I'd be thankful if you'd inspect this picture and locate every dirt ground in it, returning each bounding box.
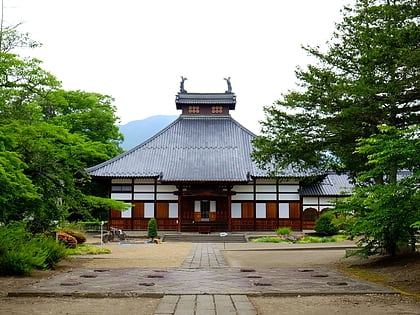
[0,239,419,315]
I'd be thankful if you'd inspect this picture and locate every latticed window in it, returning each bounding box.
[111,185,132,192]
[211,106,223,113]
[188,106,200,114]
[200,200,210,219]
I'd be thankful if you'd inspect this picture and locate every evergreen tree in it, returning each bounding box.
[147,218,158,241]
[252,0,419,256]
[252,0,419,180]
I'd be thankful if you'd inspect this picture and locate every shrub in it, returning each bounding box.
[0,250,46,275]
[276,227,292,235]
[67,244,111,255]
[57,232,78,248]
[0,222,46,275]
[0,222,71,275]
[58,228,86,244]
[315,213,339,236]
[251,237,283,243]
[32,234,68,269]
[147,218,158,240]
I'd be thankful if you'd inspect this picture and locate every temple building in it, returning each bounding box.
[87,79,352,232]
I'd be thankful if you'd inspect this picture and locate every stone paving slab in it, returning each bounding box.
[154,294,257,315]
[8,266,394,297]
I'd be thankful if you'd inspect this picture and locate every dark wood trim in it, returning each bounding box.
[177,185,182,232]
[153,177,158,218]
[253,178,256,230]
[276,178,279,228]
[131,178,135,230]
[227,187,232,232]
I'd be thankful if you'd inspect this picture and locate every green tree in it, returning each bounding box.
[39,89,123,157]
[252,0,419,256]
[0,31,126,229]
[0,52,60,122]
[0,133,40,223]
[252,0,419,179]
[336,126,419,256]
[147,218,158,241]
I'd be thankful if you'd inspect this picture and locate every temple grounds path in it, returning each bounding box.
[1,238,419,314]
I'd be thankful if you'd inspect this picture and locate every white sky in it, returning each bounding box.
[5,0,349,133]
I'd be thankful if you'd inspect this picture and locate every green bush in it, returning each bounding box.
[58,227,87,244]
[315,213,339,236]
[0,222,46,275]
[275,227,292,235]
[0,250,46,275]
[32,235,68,269]
[147,218,158,240]
[0,222,69,275]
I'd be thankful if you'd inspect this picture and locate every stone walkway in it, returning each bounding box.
[154,294,256,315]
[8,243,396,315]
[181,243,229,268]
[157,244,256,314]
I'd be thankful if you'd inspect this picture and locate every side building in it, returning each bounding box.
[87,83,352,232]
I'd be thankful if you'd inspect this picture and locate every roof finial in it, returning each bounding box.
[224,77,232,93]
[180,76,188,93]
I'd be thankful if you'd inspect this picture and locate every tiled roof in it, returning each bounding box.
[176,93,236,109]
[300,173,353,196]
[87,114,317,182]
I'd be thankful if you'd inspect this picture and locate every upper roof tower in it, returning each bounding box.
[175,77,236,115]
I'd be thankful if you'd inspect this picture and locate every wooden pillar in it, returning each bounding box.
[177,185,182,232]
[153,177,158,218]
[227,188,232,232]
[276,178,279,228]
[253,177,256,231]
[131,178,135,230]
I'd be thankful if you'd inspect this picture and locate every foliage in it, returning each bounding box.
[251,234,349,244]
[0,222,68,275]
[57,227,87,244]
[251,236,283,243]
[0,222,45,275]
[315,213,339,236]
[336,174,419,257]
[41,89,124,158]
[0,23,41,53]
[32,234,68,269]
[335,125,419,256]
[252,0,419,257]
[147,218,158,240]
[303,234,349,243]
[57,232,78,248]
[275,227,292,235]
[0,28,125,229]
[0,139,40,223]
[252,0,419,177]
[67,244,111,255]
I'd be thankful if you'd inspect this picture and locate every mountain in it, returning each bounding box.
[118,115,178,150]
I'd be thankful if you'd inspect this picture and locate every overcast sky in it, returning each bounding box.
[5,0,349,133]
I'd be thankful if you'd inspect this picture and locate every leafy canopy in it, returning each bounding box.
[253,0,419,256]
[0,27,127,230]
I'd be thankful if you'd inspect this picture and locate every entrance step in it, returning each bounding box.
[162,233,246,243]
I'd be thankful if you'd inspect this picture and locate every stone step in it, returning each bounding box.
[162,233,246,243]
